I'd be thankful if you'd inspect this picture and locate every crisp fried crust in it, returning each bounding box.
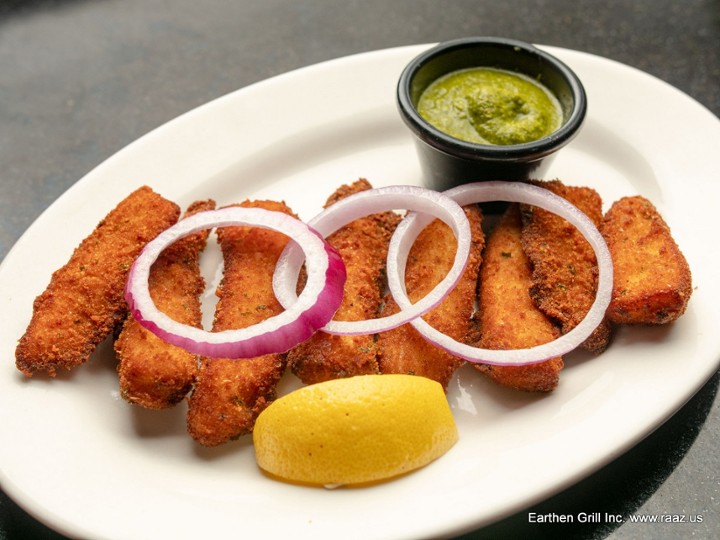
[602,195,692,324]
[15,186,180,377]
[474,205,563,392]
[377,204,484,390]
[115,199,215,409]
[288,179,400,384]
[186,199,294,447]
[521,180,612,354]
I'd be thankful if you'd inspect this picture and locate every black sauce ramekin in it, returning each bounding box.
[397,37,587,192]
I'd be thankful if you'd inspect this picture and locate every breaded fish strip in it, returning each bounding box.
[115,199,215,409]
[474,205,563,392]
[16,186,180,377]
[186,200,294,447]
[377,204,484,390]
[601,195,692,324]
[520,180,612,354]
[288,179,400,384]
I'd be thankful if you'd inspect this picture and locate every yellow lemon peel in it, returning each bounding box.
[253,374,458,487]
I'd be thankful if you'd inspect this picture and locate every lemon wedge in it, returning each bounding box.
[253,374,458,487]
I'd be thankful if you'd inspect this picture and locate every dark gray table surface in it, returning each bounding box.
[1,1,718,538]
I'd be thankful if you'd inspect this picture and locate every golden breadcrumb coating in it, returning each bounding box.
[288,179,400,384]
[16,186,180,377]
[186,199,294,447]
[474,204,563,392]
[601,195,692,324]
[520,180,612,354]
[115,199,215,409]
[377,204,484,390]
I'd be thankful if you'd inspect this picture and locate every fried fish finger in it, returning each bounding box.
[16,186,180,377]
[287,179,400,384]
[115,199,216,409]
[601,195,692,324]
[377,204,484,390]
[520,180,612,354]
[186,200,294,447]
[474,204,563,392]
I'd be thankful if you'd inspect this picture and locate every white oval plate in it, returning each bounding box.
[1,45,719,540]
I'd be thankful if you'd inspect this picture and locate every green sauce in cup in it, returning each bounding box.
[417,67,562,146]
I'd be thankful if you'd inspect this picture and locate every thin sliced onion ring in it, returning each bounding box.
[125,207,346,358]
[272,185,471,335]
[387,181,613,366]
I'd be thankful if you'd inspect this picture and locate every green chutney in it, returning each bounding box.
[417,67,562,146]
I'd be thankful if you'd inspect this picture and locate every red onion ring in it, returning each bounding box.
[272,185,471,335]
[387,181,613,365]
[125,207,346,358]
